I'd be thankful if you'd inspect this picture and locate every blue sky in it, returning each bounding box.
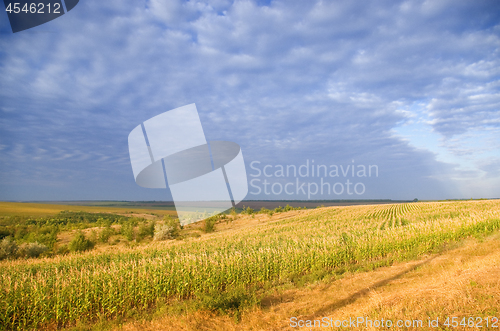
[0,0,499,201]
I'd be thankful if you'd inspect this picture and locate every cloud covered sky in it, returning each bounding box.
[0,0,499,201]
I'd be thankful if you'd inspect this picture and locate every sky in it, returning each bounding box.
[0,0,499,201]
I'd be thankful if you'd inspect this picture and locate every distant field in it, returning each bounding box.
[1,200,499,330]
[31,200,178,210]
[235,199,404,210]
[0,201,177,217]
[5,199,411,215]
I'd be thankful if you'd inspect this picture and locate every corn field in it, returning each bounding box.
[1,200,499,330]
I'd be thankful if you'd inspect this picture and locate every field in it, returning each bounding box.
[0,200,499,330]
[0,202,177,218]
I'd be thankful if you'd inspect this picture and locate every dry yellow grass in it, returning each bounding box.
[0,201,177,217]
[117,233,500,331]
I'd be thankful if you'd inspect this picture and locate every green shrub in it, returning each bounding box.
[258,207,270,214]
[89,230,98,243]
[195,285,259,314]
[20,242,48,258]
[68,232,94,252]
[0,228,13,240]
[242,206,255,214]
[137,222,155,241]
[154,218,180,241]
[203,216,217,233]
[0,237,18,260]
[121,223,135,241]
[99,226,114,243]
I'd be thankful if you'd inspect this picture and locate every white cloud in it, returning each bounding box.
[0,0,499,200]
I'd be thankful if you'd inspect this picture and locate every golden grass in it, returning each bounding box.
[116,234,500,331]
[0,201,177,218]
